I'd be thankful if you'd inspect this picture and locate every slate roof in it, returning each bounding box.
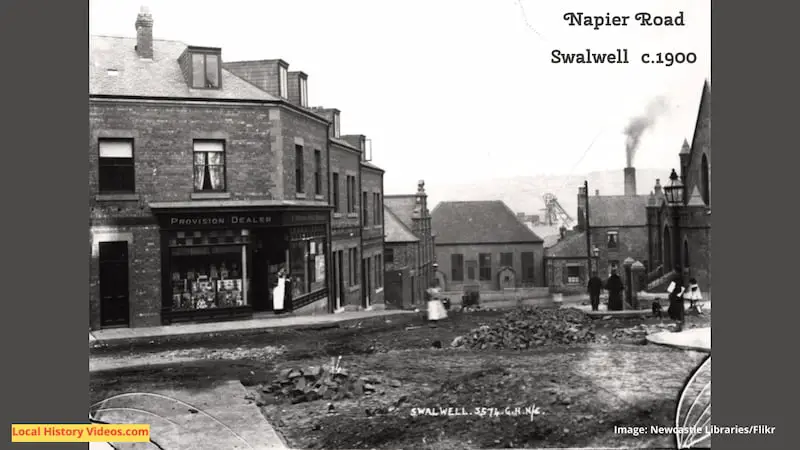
[361,161,385,172]
[384,206,419,243]
[383,195,417,229]
[431,201,543,245]
[90,35,279,100]
[545,231,587,258]
[587,195,648,227]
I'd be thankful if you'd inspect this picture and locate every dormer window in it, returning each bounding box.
[190,50,221,89]
[299,77,308,107]
[279,66,289,99]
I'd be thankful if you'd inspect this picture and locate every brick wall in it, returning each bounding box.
[435,242,544,292]
[589,225,649,275]
[90,102,279,204]
[280,108,329,200]
[89,224,161,329]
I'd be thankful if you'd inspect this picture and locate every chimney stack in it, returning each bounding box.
[595,190,599,196]
[135,6,154,59]
[624,167,637,196]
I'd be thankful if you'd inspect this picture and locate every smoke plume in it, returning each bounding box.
[624,96,670,167]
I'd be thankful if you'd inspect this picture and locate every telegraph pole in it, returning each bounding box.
[584,180,592,275]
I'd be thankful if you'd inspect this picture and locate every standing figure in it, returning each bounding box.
[272,267,292,315]
[587,271,604,311]
[686,277,703,314]
[666,268,686,331]
[604,269,624,311]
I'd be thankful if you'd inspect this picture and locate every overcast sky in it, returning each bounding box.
[90,0,710,194]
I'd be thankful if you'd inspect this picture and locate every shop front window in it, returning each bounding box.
[169,230,250,311]
[289,237,327,298]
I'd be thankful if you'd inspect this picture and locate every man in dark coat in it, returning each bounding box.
[667,268,685,331]
[587,271,604,311]
[605,269,624,311]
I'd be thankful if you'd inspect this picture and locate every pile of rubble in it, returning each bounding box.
[611,323,675,339]
[257,363,403,405]
[452,307,598,350]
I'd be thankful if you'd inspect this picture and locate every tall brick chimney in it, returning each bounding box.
[624,167,637,196]
[134,6,154,59]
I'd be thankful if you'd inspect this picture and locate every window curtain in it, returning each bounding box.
[207,152,223,190]
[194,153,207,191]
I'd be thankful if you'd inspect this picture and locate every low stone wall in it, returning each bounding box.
[436,287,551,305]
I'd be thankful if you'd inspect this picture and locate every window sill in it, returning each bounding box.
[373,225,383,230]
[375,287,384,294]
[95,193,139,202]
[347,213,358,218]
[192,192,231,200]
[296,193,307,199]
[315,195,325,200]
[333,213,343,218]
[348,285,361,292]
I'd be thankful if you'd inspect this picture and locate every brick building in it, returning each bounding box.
[383,182,435,307]
[544,174,649,293]
[431,201,544,292]
[89,8,384,330]
[646,80,712,293]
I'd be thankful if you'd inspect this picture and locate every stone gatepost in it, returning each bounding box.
[631,260,646,309]
[623,257,635,310]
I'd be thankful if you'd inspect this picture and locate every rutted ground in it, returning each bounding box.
[90,307,711,449]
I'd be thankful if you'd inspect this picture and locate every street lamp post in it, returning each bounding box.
[663,169,685,282]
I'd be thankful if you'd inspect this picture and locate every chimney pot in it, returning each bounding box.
[595,190,599,196]
[135,5,154,59]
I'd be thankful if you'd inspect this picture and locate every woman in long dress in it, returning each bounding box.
[273,268,287,314]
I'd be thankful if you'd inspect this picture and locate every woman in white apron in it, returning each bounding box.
[426,285,447,321]
[273,267,287,314]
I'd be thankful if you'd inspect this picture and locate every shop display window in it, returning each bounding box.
[168,230,250,311]
[289,237,326,298]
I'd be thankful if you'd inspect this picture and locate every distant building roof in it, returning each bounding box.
[360,161,385,173]
[384,206,419,243]
[90,35,279,101]
[546,231,587,258]
[588,195,648,227]
[431,201,543,245]
[384,195,417,229]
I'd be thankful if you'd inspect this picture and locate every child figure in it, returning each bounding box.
[686,278,703,314]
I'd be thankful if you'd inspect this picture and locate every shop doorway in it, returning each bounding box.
[99,241,130,327]
[252,232,288,312]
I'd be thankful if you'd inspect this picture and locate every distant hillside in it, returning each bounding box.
[422,168,669,222]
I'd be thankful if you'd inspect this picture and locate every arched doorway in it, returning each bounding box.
[663,225,672,270]
[701,154,710,205]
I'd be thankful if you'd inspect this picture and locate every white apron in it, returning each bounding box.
[427,287,448,321]
[272,276,286,310]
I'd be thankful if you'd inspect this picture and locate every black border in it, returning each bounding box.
[713,0,796,448]
[1,1,88,449]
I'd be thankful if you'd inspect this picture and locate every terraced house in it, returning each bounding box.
[89,8,385,330]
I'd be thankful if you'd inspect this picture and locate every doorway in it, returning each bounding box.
[99,241,130,327]
[362,257,372,308]
[331,250,345,310]
[252,232,289,312]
